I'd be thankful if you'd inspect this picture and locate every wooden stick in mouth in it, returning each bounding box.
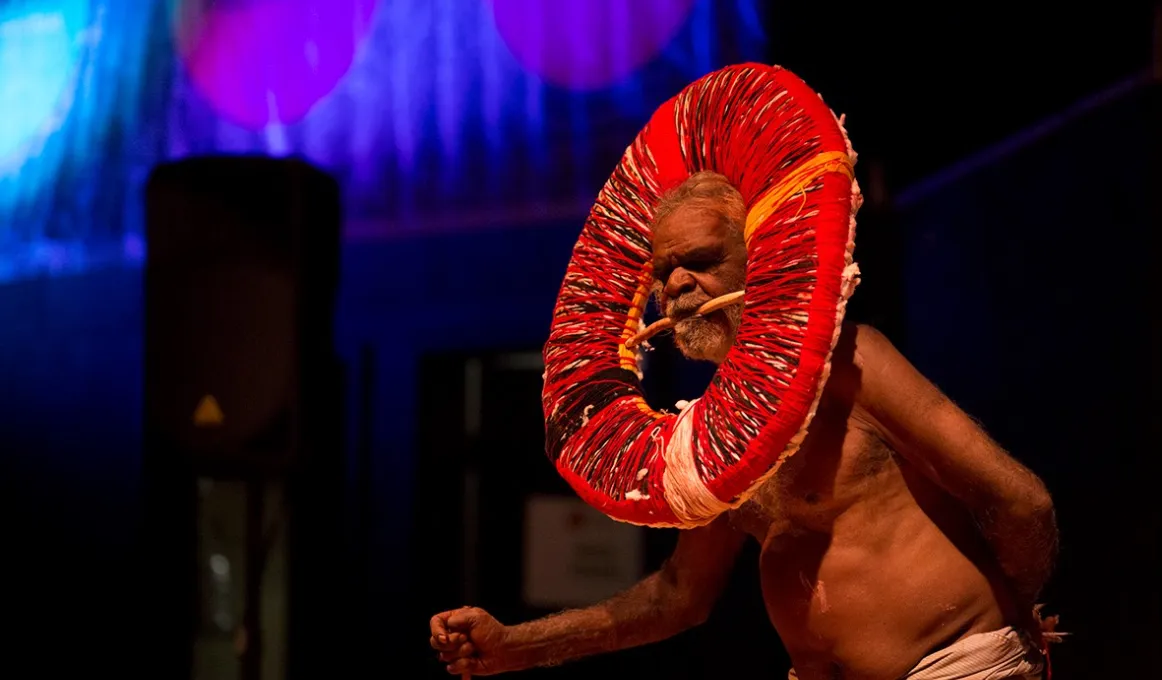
[625,290,744,349]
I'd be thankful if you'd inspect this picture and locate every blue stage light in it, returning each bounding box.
[0,1,89,173]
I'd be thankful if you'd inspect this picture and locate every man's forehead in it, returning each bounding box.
[652,205,727,249]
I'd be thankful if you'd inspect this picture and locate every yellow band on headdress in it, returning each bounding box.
[745,151,853,242]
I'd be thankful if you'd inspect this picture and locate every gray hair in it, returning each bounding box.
[652,170,745,237]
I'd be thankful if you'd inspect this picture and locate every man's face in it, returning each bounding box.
[650,201,747,363]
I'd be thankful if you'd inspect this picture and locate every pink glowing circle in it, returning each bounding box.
[490,0,697,90]
[172,0,378,129]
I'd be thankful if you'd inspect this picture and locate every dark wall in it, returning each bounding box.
[1,266,146,669]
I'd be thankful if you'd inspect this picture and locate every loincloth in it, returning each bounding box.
[787,626,1045,680]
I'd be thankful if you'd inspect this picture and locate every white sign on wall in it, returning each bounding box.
[522,493,646,609]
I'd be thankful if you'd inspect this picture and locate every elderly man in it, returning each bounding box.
[429,172,1059,679]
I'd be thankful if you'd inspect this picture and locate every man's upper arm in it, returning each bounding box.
[844,324,1051,511]
[660,514,747,617]
[845,323,967,460]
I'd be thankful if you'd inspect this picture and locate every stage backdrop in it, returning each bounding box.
[0,0,766,283]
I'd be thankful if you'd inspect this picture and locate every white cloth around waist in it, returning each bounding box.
[787,626,1045,680]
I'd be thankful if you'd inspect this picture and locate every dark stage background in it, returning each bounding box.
[1,1,1157,678]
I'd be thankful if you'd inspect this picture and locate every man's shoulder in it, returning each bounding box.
[843,321,892,351]
[830,322,891,375]
[822,323,901,405]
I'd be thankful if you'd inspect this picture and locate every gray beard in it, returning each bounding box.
[672,303,742,364]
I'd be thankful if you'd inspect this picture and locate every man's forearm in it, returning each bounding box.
[502,570,701,671]
[901,425,1059,603]
[973,494,1058,605]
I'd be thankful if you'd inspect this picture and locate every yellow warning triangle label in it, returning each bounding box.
[193,395,224,428]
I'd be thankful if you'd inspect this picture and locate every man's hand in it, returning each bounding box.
[430,607,514,676]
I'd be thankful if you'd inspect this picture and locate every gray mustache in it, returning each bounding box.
[666,296,710,319]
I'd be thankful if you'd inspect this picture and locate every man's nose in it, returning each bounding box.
[664,268,696,299]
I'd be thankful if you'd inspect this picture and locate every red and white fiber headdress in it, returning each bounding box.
[542,63,862,528]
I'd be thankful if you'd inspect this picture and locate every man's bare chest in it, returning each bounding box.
[727,412,899,538]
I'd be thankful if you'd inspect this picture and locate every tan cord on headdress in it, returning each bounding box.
[625,290,744,349]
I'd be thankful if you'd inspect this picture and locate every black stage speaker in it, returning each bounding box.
[142,155,343,680]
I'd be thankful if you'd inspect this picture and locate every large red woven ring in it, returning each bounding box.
[542,63,862,528]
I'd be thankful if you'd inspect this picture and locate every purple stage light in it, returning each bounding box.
[489,0,696,91]
[172,0,377,130]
